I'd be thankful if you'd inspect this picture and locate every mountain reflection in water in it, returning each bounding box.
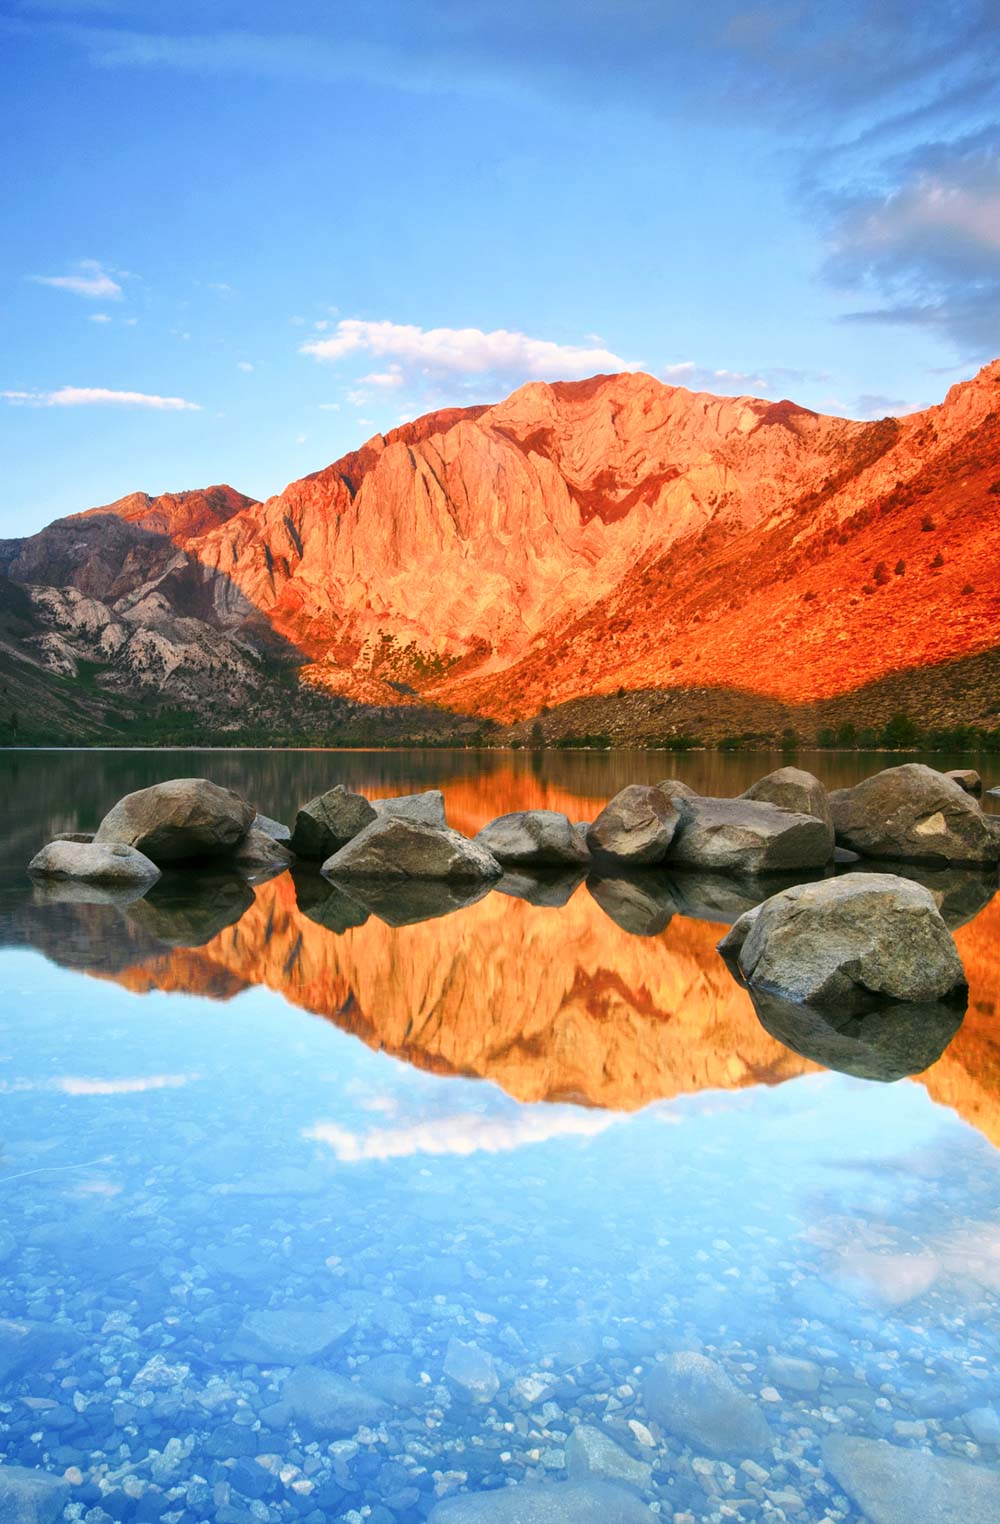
[6,847,1000,1140]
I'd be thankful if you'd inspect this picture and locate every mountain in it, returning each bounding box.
[2,365,998,743]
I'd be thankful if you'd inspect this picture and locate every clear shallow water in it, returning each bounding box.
[1,750,999,1524]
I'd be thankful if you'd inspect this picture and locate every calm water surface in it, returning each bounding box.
[1,750,999,1524]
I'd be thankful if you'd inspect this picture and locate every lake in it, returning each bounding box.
[1,749,998,1524]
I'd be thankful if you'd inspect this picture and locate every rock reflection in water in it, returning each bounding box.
[125,871,255,947]
[746,985,968,1082]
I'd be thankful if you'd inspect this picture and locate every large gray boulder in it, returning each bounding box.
[94,778,255,864]
[822,1433,996,1524]
[27,839,160,888]
[829,764,998,864]
[586,785,681,865]
[231,828,294,872]
[742,766,835,849]
[719,872,967,1011]
[252,812,291,843]
[475,810,589,867]
[666,795,832,872]
[322,816,502,881]
[429,1480,655,1523]
[643,1351,771,1458]
[372,790,447,826]
[283,1364,386,1435]
[0,1467,70,1524]
[289,785,377,860]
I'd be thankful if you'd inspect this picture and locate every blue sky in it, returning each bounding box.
[2,0,998,533]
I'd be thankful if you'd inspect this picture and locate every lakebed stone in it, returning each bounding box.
[720,872,967,1010]
[586,785,680,865]
[323,816,502,881]
[27,839,160,887]
[566,1424,653,1489]
[829,763,997,864]
[443,1339,499,1402]
[475,809,589,867]
[226,1302,355,1364]
[283,1364,386,1434]
[429,1480,655,1523]
[289,785,377,859]
[822,1432,996,1524]
[667,795,833,872]
[94,777,255,863]
[642,1351,771,1457]
[0,1467,70,1524]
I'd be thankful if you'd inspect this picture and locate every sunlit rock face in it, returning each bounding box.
[6,366,997,727]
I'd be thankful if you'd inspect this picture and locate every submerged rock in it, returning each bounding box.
[283,1364,386,1434]
[720,872,967,1010]
[94,777,255,863]
[643,1351,771,1458]
[0,1467,70,1524]
[0,1319,78,1390]
[667,795,833,872]
[429,1480,655,1522]
[823,1433,996,1524]
[587,873,676,935]
[27,839,160,888]
[475,810,590,867]
[566,1424,653,1489]
[289,784,377,859]
[232,827,294,871]
[443,1339,499,1402]
[227,1302,355,1364]
[586,785,681,865]
[323,816,502,881]
[829,764,998,864]
[742,766,835,847]
[372,789,447,826]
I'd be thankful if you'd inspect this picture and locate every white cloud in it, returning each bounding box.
[30,259,123,300]
[360,364,404,388]
[318,401,341,411]
[87,312,112,324]
[301,318,639,383]
[304,1105,620,1162]
[2,387,200,411]
[237,360,254,372]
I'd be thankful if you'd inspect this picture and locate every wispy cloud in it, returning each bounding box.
[662,361,829,397]
[29,258,122,299]
[302,318,639,384]
[304,1105,620,1162]
[2,386,200,410]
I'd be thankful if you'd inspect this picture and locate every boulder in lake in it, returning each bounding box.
[231,828,294,872]
[742,766,834,848]
[822,1433,995,1524]
[829,763,997,864]
[372,789,447,826]
[289,785,377,860]
[943,768,981,795]
[94,778,255,864]
[50,830,94,844]
[322,816,502,881]
[283,1364,386,1435]
[643,1351,771,1457]
[0,1467,70,1524]
[475,810,590,867]
[720,872,967,1010]
[27,840,160,888]
[429,1480,655,1523]
[252,812,292,843]
[666,796,833,872]
[586,785,681,865]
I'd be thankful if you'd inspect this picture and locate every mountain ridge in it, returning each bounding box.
[1,363,998,743]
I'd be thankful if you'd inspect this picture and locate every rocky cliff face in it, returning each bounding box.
[3,365,998,735]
